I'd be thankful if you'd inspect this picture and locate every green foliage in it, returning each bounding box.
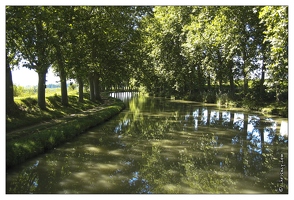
[6,6,151,109]
[203,92,217,103]
[13,85,24,97]
[13,85,38,97]
[216,93,230,106]
[6,6,288,111]
[258,6,288,102]
[68,82,77,91]
[138,6,287,106]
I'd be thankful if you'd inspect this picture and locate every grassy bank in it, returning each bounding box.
[7,91,105,132]
[6,93,125,168]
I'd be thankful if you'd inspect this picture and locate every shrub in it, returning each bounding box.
[204,91,217,103]
[216,93,229,106]
[13,85,25,97]
[13,85,38,97]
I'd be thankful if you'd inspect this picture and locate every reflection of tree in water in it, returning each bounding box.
[200,108,208,125]
[210,110,219,125]
[7,96,288,194]
[7,160,39,194]
[222,111,230,127]
[137,133,239,193]
[120,99,288,193]
[230,115,288,193]
[233,113,244,131]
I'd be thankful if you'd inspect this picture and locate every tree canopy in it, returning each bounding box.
[6,6,288,111]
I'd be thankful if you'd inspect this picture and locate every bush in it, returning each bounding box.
[13,85,37,97]
[204,91,217,103]
[186,91,217,103]
[13,85,25,97]
[216,93,229,105]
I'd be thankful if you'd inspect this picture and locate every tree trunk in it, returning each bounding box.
[219,78,223,93]
[197,65,203,93]
[93,72,102,102]
[228,60,235,98]
[88,73,95,101]
[275,81,280,102]
[6,61,16,115]
[217,50,223,93]
[242,49,248,95]
[56,44,68,106]
[38,70,47,110]
[77,76,84,103]
[229,74,235,98]
[244,77,248,95]
[207,73,211,92]
[189,65,195,95]
[59,66,68,106]
[260,60,266,99]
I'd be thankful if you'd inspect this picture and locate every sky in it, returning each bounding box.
[12,67,60,87]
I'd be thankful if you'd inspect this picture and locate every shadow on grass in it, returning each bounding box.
[7,94,103,133]
[20,97,38,107]
[46,95,62,109]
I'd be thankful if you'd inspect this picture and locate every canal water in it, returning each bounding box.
[6,92,288,194]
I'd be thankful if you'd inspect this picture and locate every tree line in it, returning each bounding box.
[6,6,288,114]
[6,6,152,113]
[137,6,288,103]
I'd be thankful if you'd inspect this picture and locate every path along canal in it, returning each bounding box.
[6,92,288,194]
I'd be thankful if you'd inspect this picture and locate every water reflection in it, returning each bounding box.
[210,110,219,125]
[233,113,244,131]
[110,92,139,102]
[6,93,288,194]
[222,111,230,127]
[200,108,208,125]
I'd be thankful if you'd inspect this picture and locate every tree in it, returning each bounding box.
[6,6,22,114]
[66,6,91,102]
[182,6,220,94]
[6,6,287,109]
[50,6,77,106]
[6,50,20,115]
[259,6,288,102]
[139,6,194,97]
[7,6,56,109]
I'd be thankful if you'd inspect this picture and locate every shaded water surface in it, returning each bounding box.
[6,93,288,194]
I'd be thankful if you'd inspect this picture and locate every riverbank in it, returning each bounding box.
[149,90,288,118]
[6,95,125,168]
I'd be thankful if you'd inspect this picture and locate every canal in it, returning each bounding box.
[6,92,288,194]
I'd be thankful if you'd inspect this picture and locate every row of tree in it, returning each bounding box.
[6,6,288,114]
[137,6,288,101]
[6,6,152,113]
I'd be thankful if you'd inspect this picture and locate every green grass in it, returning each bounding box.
[6,92,126,168]
[7,91,105,132]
